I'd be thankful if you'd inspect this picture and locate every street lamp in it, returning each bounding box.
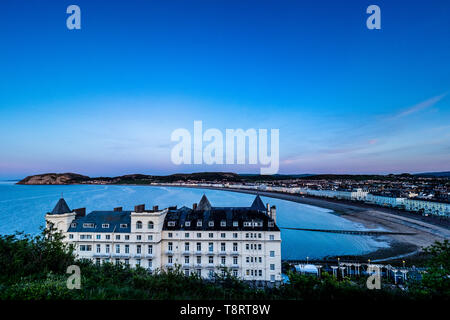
[402,260,406,268]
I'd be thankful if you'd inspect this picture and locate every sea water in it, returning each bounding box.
[0,181,389,259]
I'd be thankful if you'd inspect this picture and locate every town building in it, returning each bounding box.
[45,194,282,283]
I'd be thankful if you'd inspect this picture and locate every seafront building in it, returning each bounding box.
[45,195,282,283]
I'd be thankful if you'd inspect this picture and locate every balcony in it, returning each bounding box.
[166,250,173,255]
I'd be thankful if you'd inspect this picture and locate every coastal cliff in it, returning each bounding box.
[17,173,90,185]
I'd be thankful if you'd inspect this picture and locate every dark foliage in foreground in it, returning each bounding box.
[0,230,448,300]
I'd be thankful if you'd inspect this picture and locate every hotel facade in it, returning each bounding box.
[45,194,282,283]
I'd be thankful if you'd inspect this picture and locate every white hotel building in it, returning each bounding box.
[45,194,282,283]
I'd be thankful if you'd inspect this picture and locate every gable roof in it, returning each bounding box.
[50,198,71,215]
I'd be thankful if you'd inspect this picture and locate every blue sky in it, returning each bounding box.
[0,0,449,178]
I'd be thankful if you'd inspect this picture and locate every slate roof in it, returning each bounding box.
[164,195,278,232]
[62,195,278,233]
[197,194,212,211]
[250,195,266,211]
[50,198,72,215]
[67,211,132,233]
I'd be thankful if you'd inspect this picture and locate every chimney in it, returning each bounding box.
[153,205,159,211]
[73,208,86,218]
[114,207,123,212]
[134,204,145,213]
[266,203,270,214]
[193,203,197,210]
[270,205,277,223]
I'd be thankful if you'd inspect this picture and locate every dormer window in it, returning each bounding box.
[185,221,191,227]
[268,222,274,227]
[243,221,252,227]
[220,220,226,227]
[208,221,214,227]
[102,224,110,228]
[197,220,202,227]
[120,224,128,228]
[233,221,238,227]
[83,223,95,228]
[71,223,77,228]
[168,221,176,227]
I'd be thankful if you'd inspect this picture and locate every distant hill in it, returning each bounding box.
[17,173,90,185]
[17,171,449,185]
[414,171,450,178]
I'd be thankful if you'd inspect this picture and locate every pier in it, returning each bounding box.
[280,226,416,236]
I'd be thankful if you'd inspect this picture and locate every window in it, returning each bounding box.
[208,221,214,227]
[221,256,226,265]
[270,275,275,282]
[83,223,95,228]
[71,223,77,228]
[148,245,153,254]
[136,259,141,267]
[168,256,173,264]
[269,235,275,240]
[184,256,189,264]
[209,270,214,278]
[106,235,110,240]
[221,243,226,252]
[185,221,191,227]
[69,234,74,239]
[197,220,202,227]
[136,235,142,241]
[233,243,238,252]
[96,244,101,253]
[168,232,173,238]
[233,233,238,238]
[233,221,238,227]
[136,221,142,229]
[258,233,262,238]
[220,220,226,227]
[102,224,109,228]
[125,245,129,254]
[246,257,250,263]
[125,259,129,265]
[208,243,214,252]
[196,242,201,251]
[233,270,238,277]
[96,258,100,265]
[208,233,213,238]
[115,235,120,240]
[259,257,262,263]
[148,235,153,241]
[196,269,201,276]
[196,233,202,238]
[221,233,226,238]
[168,242,173,251]
[148,259,152,268]
[184,269,190,277]
[168,221,176,227]
[185,233,189,238]
[116,244,120,253]
[270,264,275,271]
[106,244,110,253]
[233,256,238,265]
[208,256,214,264]
[148,221,154,229]
[185,242,190,252]
[196,256,201,264]
[120,224,127,228]
[244,222,252,227]
[258,244,262,250]
[270,250,275,257]
[96,234,101,240]
[79,245,92,251]
[125,235,129,240]
[245,233,249,238]
[259,270,262,277]
[246,244,249,250]
[268,222,274,227]
[137,245,141,254]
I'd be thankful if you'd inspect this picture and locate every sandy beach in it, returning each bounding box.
[164,185,450,262]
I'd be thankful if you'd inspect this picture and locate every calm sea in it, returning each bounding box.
[0,181,389,259]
